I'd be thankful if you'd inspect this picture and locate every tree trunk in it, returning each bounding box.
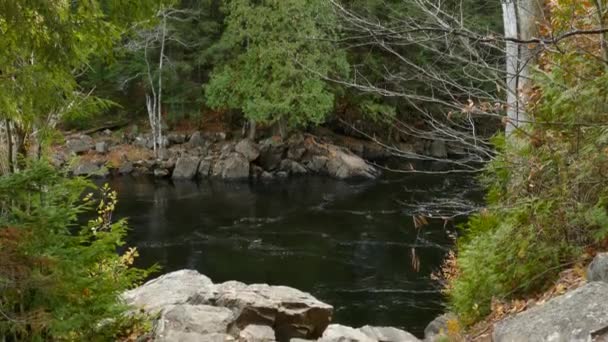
[502,0,542,137]
[248,119,256,140]
[5,119,14,174]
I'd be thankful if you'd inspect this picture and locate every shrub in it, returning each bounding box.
[0,162,154,340]
[449,67,608,324]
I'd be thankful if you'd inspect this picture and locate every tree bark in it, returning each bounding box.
[5,119,14,174]
[502,0,542,137]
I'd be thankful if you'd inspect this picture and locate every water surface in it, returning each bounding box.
[107,172,481,336]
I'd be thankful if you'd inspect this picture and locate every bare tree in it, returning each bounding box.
[126,6,199,157]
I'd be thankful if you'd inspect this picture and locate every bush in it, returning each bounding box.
[449,66,608,324]
[0,163,154,340]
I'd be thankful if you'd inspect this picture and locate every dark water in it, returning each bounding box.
[106,172,482,336]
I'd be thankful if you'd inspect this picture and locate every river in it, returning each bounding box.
[106,171,482,336]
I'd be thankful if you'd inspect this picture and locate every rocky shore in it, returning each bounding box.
[51,125,468,181]
[123,253,608,342]
[123,269,420,342]
[54,129,383,181]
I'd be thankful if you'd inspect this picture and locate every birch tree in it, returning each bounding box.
[502,0,543,136]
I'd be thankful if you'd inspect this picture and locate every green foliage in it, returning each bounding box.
[449,56,608,324]
[0,162,154,340]
[205,0,349,128]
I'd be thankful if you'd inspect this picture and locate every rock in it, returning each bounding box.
[160,331,235,342]
[134,135,148,148]
[72,162,108,178]
[289,339,315,342]
[587,253,608,283]
[118,162,134,175]
[307,156,328,173]
[95,141,108,154]
[102,129,112,136]
[287,147,306,161]
[155,304,235,341]
[319,324,375,342]
[212,153,250,180]
[261,171,274,181]
[154,168,170,178]
[50,151,67,168]
[238,325,276,342]
[424,313,455,341]
[359,325,419,342]
[258,139,286,171]
[325,145,377,179]
[189,281,333,341]
[280,159,307,175]
[189,131,205,147]
[428,140,447,159]
[167,132,187,145]
[198,157,214,178]
[122,269,213,313]
[275,171,288,178]
[236,139,260,162]
[172,156,201,180]
[66,135,93,154]
[493,282,608,342]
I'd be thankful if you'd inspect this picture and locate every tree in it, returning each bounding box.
[205,0,349,138]
[502,0,543,136]
[0,1,167,174]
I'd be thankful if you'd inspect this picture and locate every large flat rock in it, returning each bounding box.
[189,280,333,340]
[122,269,213,312]
[493,282,608,342]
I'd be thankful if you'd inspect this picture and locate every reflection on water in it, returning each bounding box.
[105,173,482,336]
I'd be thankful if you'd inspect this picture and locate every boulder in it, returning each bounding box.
[236,139,260,162]
[287,147,306,161]
[325,145,377,179]
[319,324,375,342]
[167,132,187,145]
[307,156,328,173]
[160,331,235,342]
[66,135,93,154]
[222,153,250,180]
[259,139,286,171]
[493,282,608,342]
[189,281,333,341]
[154,168,170,178]
[212,153,249,180]
[587,253,608,283]
[95,141,108,154]
[133,135,148,148]
[198,157,214,178]
[172,156,201,180]
[189,131,205,147]
[424,313,455,341]
[122,269,213,312]
[118,161,134,175]
[238,325,276,342]
[359,326,419,342]
[280,159,307,175]
[155,304,235,341]
[72,162,108,178]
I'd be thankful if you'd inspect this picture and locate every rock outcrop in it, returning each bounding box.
[493,281,608,342]
[587,252,608,283]
[124,270,421,342]
[58,130,381,180]
[124,270,334,342]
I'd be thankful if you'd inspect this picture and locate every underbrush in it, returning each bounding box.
[448,65,608,324]
[0,163,155,340]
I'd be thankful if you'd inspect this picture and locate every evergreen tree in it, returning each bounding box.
[205,0,349,131]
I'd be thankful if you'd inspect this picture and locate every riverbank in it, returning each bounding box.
[50,124,468,181]
[124,253,608,341]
